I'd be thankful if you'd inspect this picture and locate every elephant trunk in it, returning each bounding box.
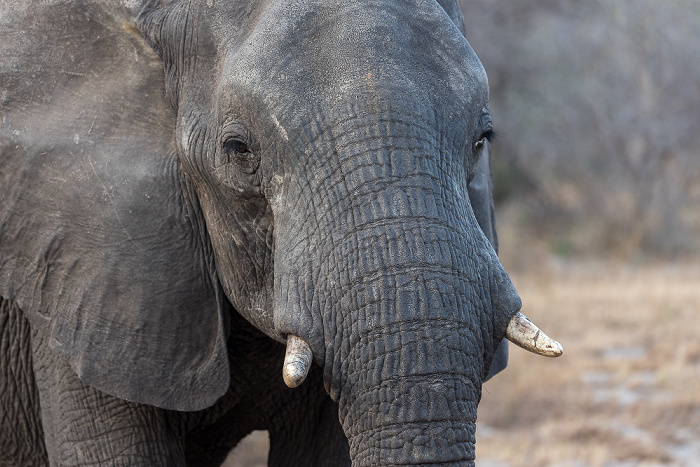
[323,222,509,465]
[271,118,519,465]
[339,316,481,465]
[275,215,515,465]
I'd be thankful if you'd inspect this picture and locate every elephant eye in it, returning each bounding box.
[474,128,495,151]
[220,136,260,176]
[224,139,250,155]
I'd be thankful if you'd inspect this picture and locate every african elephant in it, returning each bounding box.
[0,0,562,465]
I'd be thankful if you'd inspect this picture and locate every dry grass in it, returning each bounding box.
[225,260,700,466]
[477,260,700,466]
[224,431,268,466]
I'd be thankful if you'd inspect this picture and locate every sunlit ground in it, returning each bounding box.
[477,260,700,467]
[224,430,268,467]
[224,260,700,466]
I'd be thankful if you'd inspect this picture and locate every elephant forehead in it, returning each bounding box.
[218,0,487,122]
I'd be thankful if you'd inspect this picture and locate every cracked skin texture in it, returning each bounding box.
[1,0,513,465]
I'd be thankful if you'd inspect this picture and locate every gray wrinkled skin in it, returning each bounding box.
[0,0,514,465]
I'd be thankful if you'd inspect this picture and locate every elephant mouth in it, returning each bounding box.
[281,313,561,389]
[275,264,561,464]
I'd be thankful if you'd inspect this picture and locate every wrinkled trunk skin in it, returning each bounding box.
[326,209,499,466]
[339,301,481,465]
[273,116,518,466]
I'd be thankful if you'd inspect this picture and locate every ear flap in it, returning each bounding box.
[439,2,508,380]
[0,2,229,411]
[436,0,468,35]
[468,143,509,381]
[469,143,499,254]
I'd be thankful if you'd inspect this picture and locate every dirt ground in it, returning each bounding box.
[476,259,700,467]
[225,260,700,466]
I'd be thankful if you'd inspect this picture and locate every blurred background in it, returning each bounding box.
[226,1,700,465]
[463,1,700,465]
[464,0,700,263]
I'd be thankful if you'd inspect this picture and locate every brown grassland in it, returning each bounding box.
[224,257,700,466]
[476,258,700,466]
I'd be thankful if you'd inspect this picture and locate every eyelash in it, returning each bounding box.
[474,128,495,152]
[481,129,496,143]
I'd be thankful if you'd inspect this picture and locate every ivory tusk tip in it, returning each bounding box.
[538,339,564,358]
[282,335,313,388]
[283,362,308,388]
[505,311,564,358]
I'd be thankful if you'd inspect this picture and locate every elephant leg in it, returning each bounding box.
[267,365,350,467]
[30,327,188,467]
[0,297,48,466]
[184,310,349,466]
[223,311,350,467]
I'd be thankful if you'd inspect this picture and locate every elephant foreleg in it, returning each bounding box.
[30,327,188,467]
[267,364,350,467]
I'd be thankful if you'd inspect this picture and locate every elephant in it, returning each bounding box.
[0,0,562,465]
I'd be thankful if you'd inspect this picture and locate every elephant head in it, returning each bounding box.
[0,0,560,464]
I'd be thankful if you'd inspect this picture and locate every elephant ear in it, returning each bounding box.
[469,142,499,254]
[438,2,509,379]
[468,143,509,381]
[436,0,468,35]
[0,2,229,411]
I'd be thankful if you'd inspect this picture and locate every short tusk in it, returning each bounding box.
[282,335,313,388]
[505,312,563,357]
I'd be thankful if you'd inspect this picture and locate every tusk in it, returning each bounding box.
[505,312,563,357]
[282,335,313,388]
